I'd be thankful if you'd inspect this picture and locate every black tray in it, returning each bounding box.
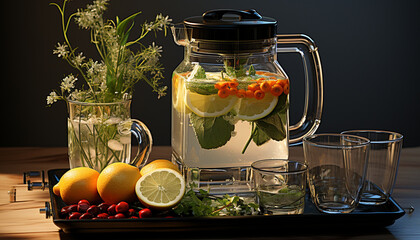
[47,169,405,233]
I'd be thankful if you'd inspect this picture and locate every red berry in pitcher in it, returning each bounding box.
[116,201,129,213]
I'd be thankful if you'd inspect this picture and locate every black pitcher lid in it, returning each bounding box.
[184,9,277,41]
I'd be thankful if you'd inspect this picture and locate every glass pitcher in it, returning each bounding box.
[171,9,323,194]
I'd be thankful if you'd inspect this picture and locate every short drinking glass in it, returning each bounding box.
[341,130,403,205]
[303,134,370,214]
[251,159,307,215]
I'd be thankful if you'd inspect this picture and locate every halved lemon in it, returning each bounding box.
[236,94,278,121]
[135,168,185,210]
[185,90,237,117]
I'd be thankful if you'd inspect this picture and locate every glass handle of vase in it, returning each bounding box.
[276,34,324,145]
[119,119,153,168]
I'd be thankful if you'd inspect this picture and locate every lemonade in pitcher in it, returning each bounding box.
[172,64,290,192]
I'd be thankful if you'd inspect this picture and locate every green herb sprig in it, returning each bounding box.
[173,186,260,217]
[47,0,171,105]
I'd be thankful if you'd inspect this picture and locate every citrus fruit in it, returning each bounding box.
[185,90,237,117]
[135,168,186,210]
[236,93,278,121]
[53,183,60,196]
[140,159,180,176]
[97,162,141,204]
[56,167,101,205]
[172,74,190,114]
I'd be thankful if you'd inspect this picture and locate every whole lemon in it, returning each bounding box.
[56,167,101,205]
[140,159,180,176]
[97,162,141,204]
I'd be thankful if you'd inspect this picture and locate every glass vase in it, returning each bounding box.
[67,100,152,172]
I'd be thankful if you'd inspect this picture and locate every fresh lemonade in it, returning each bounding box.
[172,66,290,177]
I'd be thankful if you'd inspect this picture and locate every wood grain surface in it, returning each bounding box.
[0,146,418,240]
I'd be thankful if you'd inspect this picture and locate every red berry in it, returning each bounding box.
[96,213,109,219]
[87,205,100,216]
[107,204,117,215]
[98,203,110,213]
[78,200,90,206]
[114,213,126,219]
[69,212,82,219]
[92,218,99,220]
[108,216,115,219]
[68,204,78,212]
[79,213,93,219]
[60,206,71,217]
[127,209,137,217]
[116,201,129,213]
[130,216,139,219]
[77,203,90,213]
[139,208,152,218]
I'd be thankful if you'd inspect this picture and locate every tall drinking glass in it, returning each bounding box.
[303,134,370,214]
[341,130,403,205]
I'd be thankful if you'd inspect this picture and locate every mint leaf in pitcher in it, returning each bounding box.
[255,112,286,142]
[190,113,234,149]
[252,126,271,146]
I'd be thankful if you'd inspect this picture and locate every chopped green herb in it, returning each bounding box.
[173,185,260,217]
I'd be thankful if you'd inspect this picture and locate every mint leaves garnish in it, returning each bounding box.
[173,186,260,217]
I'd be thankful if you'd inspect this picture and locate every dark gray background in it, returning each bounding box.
[1,0,419,147]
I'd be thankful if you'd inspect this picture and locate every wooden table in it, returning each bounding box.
[0,146,418,239]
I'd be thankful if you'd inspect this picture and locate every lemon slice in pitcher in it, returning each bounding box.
[185,90,237,117]
[236,94,278,121]
[135,168,185,210]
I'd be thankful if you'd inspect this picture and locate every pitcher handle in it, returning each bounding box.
[277,34,323,145]
[118,119,153,168]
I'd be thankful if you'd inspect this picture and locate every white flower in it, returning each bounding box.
[53,42,69,58]
[46,91,59,105]
[150,42,163,54]
[76,0,108,29]
[70,89,84,101]
[87,60,105,76]
[156,14,172,27]
[75,10,97,29]
[72,52,85,66]
[61,75,77,92]
[91,0,108,12]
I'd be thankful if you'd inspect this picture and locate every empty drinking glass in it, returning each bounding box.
[303,134,370,214]
[341,130,403,205]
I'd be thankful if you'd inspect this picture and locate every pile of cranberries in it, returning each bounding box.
[60,200,152,220]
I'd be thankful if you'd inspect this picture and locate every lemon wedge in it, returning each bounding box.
[135,168,185,210]
[185,90,237,117]
[236,94,278,121]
